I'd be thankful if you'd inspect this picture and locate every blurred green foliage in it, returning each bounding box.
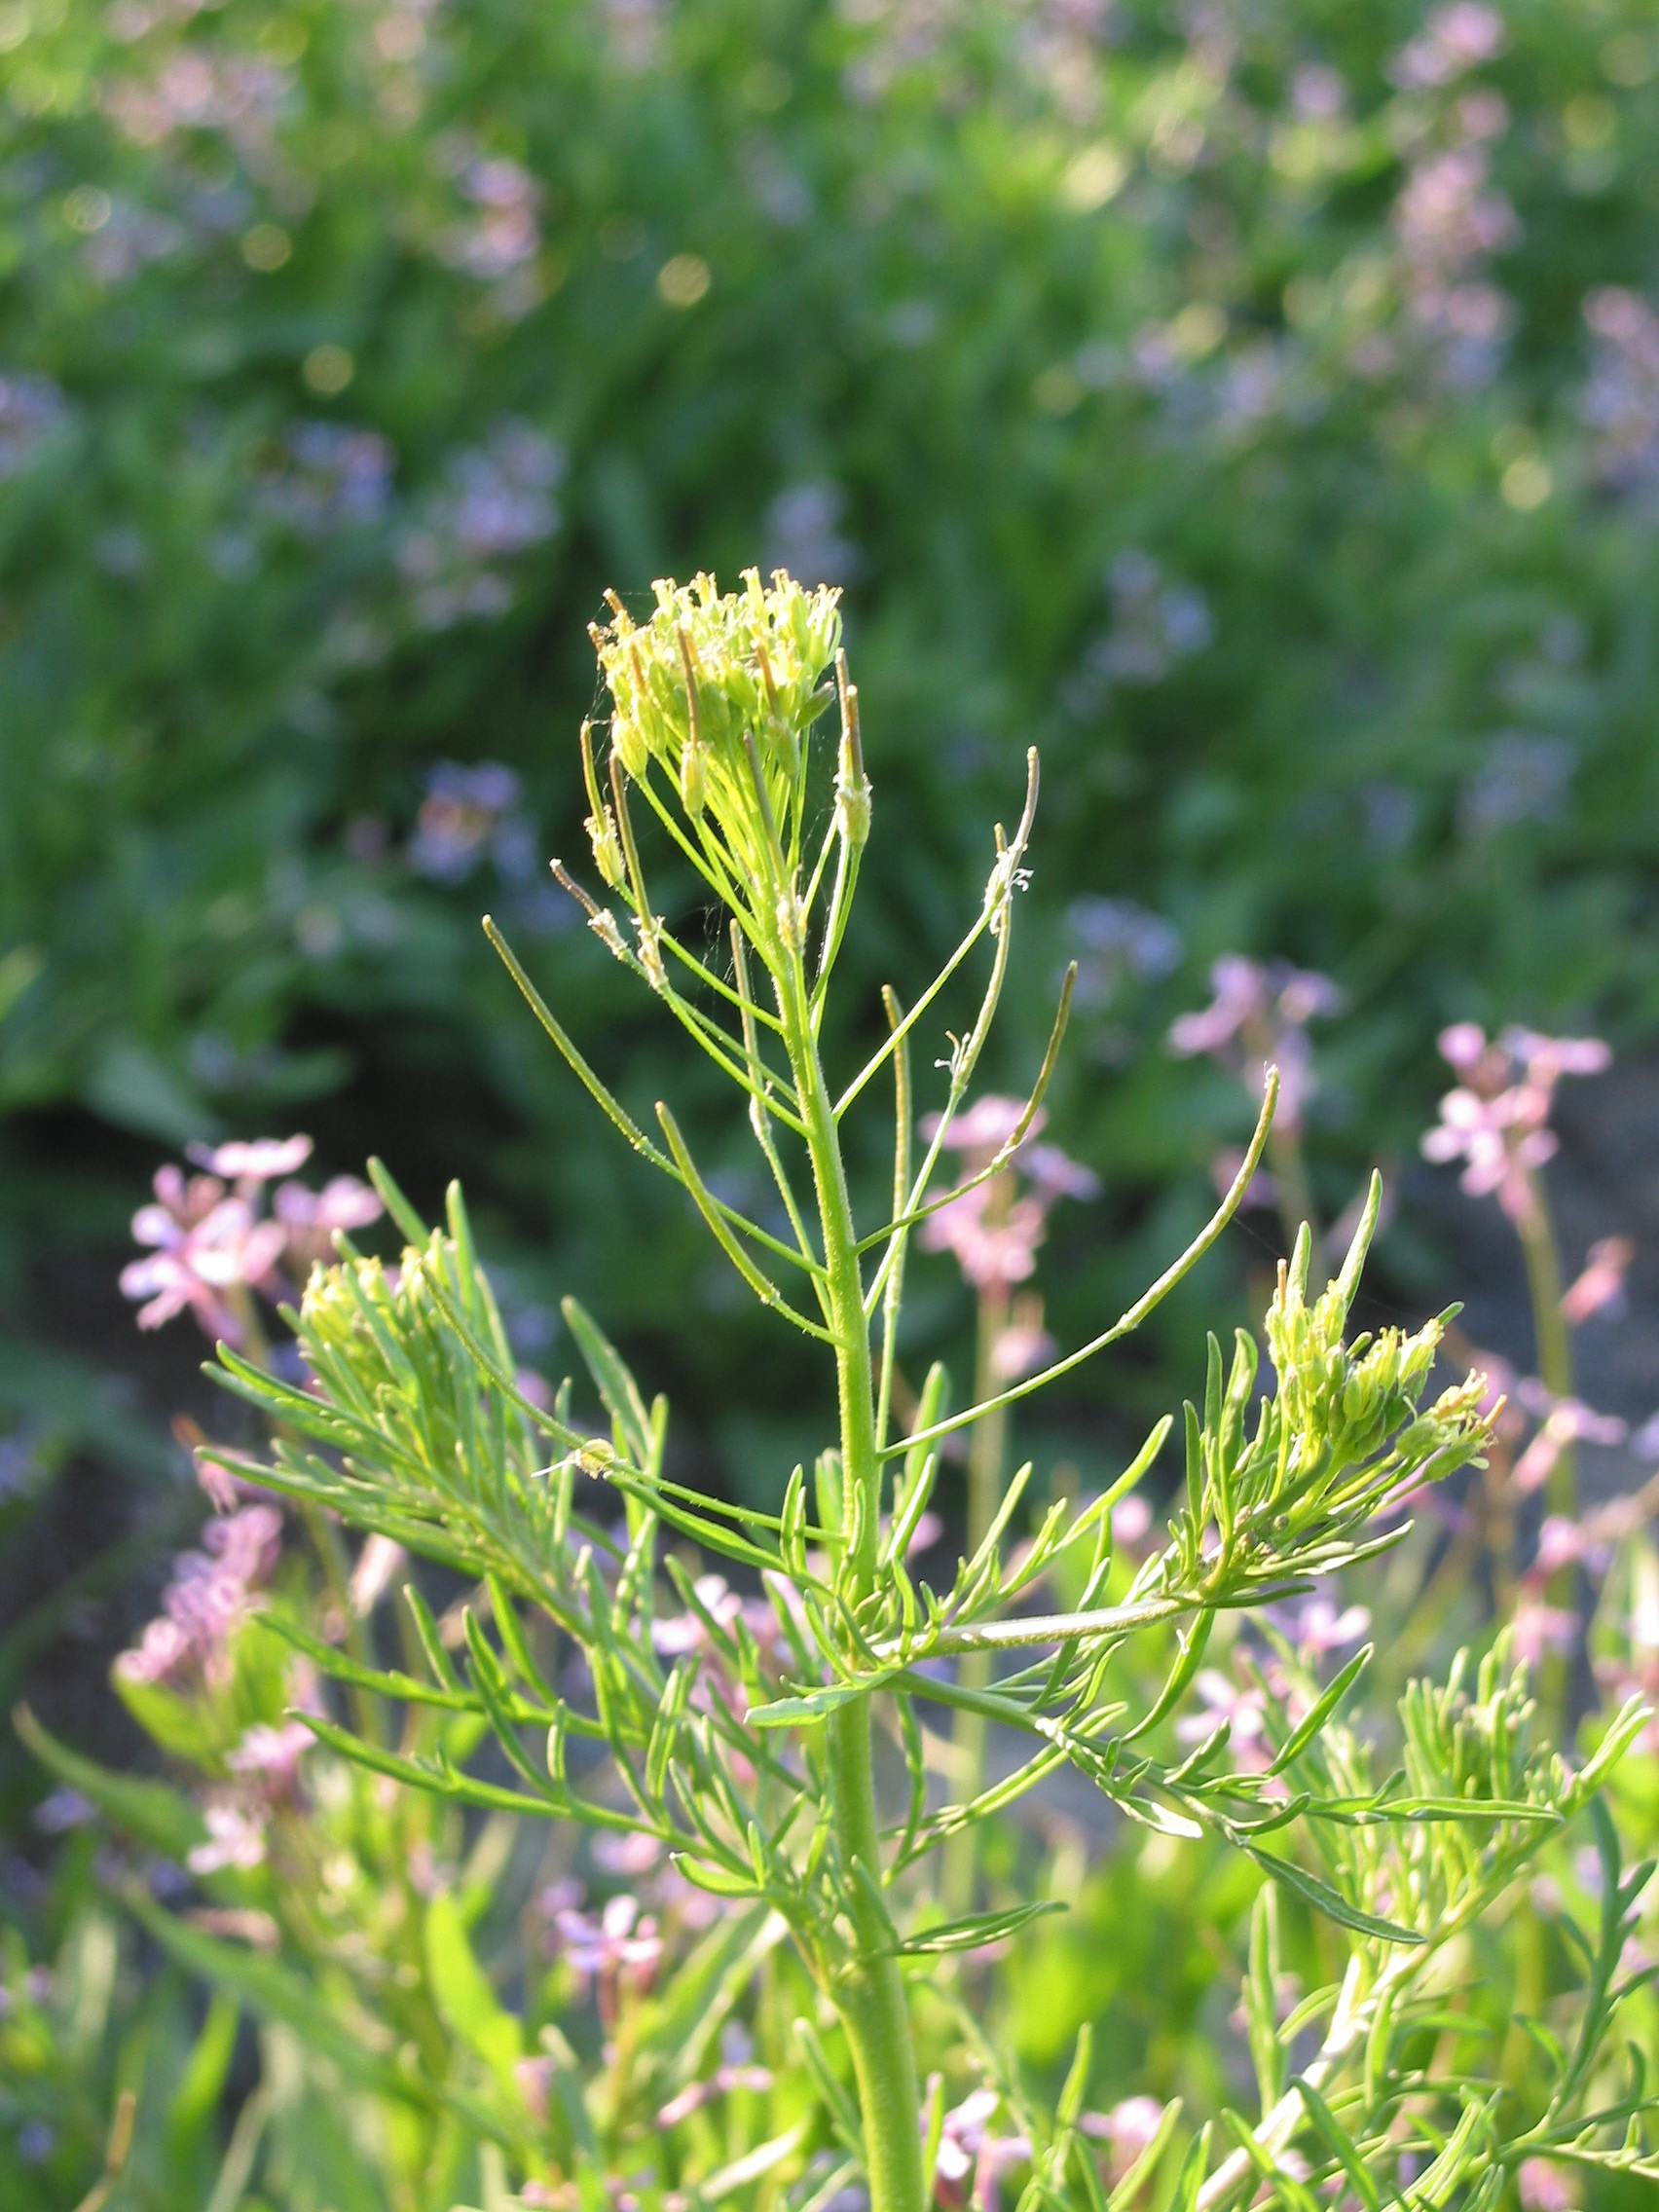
[2,0,1658,1457]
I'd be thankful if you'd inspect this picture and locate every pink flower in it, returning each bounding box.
[121,1170,287,1344]
[1511,1393,1628,1494]
[990,1299,1057,1382]
[1111,1495,1153,1548]
[657,2061,774,2127]
[1422,1025,1609,1224]
[187,1801,268,1875]
[226,1720,313,1800]
[1272,1594,1371,1660]
[1560,1236,1633,1326]
[932,2086,1030,2212]
[1176,1669,1268,1768]
[1169,957,1342,1133]
[1390,5,1507,92]
[1511,1599,1578,1669]
[115,1503,282,1688]
[919,1096,1097,1298]
[273,1174,385,1272]
[189,1135,314,1182]
[1081,2096,1165,2185]
[1517,2158,1575,2211]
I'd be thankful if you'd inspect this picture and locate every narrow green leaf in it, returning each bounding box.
[1296,2077,1382,2212]
[1240,1843,1423,1947]
[561,1296,654,1468]
[1269,1644,1373,1777]
[892,1899,1066,1955]
[14,1704,205,1860]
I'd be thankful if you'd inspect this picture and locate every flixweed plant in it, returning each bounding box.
[54,572,1659,2210]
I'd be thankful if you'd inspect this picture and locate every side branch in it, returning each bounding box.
[878,1069,1280,1459]
[832,747,1040,1121]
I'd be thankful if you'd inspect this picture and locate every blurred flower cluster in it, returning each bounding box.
[920,1094,1098,1379]
[1421,1021,1610,1223]
[120,1133,382,1346]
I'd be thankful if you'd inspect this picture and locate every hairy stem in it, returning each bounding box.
[777,932,926,2212]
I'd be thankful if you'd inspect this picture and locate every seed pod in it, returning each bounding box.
[681,739,708,816]
[612,716,648,780]
[837,745,871,849]
[587,807,626,889]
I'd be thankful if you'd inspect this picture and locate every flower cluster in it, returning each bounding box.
[1266,1248,1482,1478]
[407,760,535,885]
[1063,549,1212,714]
[259,421,397,538]
[1387,7,1518,387]
[1169,954,1343,1134]
[589,569,843,866]
[120,1134,382,1344]
[115,1500,282,1689]
[1580,286,1659,494]
[396,419,564,630]
[1421,1022,1610,1223]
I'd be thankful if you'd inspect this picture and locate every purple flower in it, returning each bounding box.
[1169,956,1342,1133]
[1582,286,1659,492]
[116,1503,282,1689]
[552,1894,662,2023]
[408,759,533,883]
[34,1788,97,1834]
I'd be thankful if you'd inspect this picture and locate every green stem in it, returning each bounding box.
[777,940,926,2212]
[1514,1164,1575,1733]
[1515,1169,1573,1510]
[942,1275,1009,1915]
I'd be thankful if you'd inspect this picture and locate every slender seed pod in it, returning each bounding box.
[613,715,648,780]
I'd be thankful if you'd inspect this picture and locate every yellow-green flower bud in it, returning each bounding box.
[613,716,648,780]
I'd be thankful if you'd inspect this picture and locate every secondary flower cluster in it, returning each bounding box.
[120,1134,382,1346]
[1421,1021,1610,1222]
